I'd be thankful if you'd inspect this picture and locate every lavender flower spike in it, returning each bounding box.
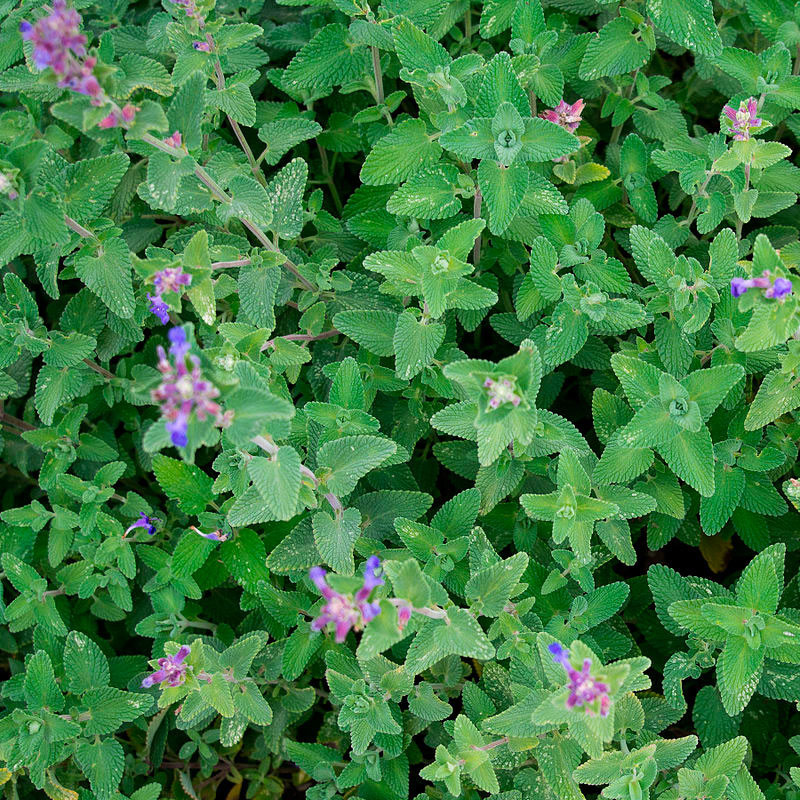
[309,557,384,642]
[142,645,191,688]
[548,642,610,717]
[151,327,229,448]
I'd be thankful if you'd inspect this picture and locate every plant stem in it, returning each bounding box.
[315,142,343,213]
[261,329,340,350]
[370,46,384,105]
[213,60,265,186]
[211,258,251,269]
[472,188,482,265]
[64,214,94,239]
[83,359,115,380]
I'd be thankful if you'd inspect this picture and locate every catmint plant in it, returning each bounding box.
[2,0,800,798]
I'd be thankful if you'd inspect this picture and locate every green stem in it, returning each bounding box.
[64,214,94,239]
[140,134,315,291]
[370,46,384,105]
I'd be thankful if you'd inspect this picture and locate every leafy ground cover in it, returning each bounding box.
[1,0,800,798]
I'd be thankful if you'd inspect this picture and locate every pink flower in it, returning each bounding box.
[151,327,228,448]
[541,99,584,134]
[723,98,761,141]
[20,0,86,73]
[309,556,384,642]
[142,645,191,688]
[483,377,521,410]
[549,642,610,717]
[164,131,183,148]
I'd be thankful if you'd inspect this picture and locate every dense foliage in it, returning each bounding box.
[2,0,800,798]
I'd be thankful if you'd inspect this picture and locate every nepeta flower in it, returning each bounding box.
[309,556,384,642]
[193,41,212,52]
[0,173,17,200]
[147,294,170,325]
[147,267,191,324]
[541,99,584,134]
[124,512,156,537]
[190,526,229,542]
[164,131,183,149]
[169,0,205,26]
[730,275,792,300]
[98,103,138,129]
[549,642,610,717]
[766,278,792,299]
[20,0,86,73]
[142,645,191,688]
[151,327,229,448]
[396,600,413,631]
[483,377,521,410]
[723,98,761,141]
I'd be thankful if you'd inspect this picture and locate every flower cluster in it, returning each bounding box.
[549,642,610,717]
[151,327,229,448]
[483,377,522,410]
[309,556,384,642]
[730,275,792,300]
[142,645,191,688]
[541,99,584,133]
[170,0,206,26]
[164,131,184,149]
[723,98,761,141]
[20,1,102,99]
[0,173,17,201]
[147,267,192,324]
[99,103,138,130]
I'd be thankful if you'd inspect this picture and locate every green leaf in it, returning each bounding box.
[218,175,273,229]
[334,310,399,357]
[64,631,110,694]
[152,454,215,514]
[658,426,715,497]
[648,0,723,56]
[393,311,444,379]
[257,118,322,166]
[405,609,495,674]
[700,465,745,535]
[35,363,92,426]
[317,435,397,496]
[361,119,442,186]
[200,672,235,718]
[75,738,124,800]
[74,236,135,318]
[61,154,130,223]
[268,157,308,241]
[478,160,529,235]
[387,165,461,219]
[717,638,764,715]
[580,17,651,79]
[313,507,362,575]
[248,448,302,521]
[465,552,528,617]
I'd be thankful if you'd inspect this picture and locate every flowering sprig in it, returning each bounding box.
[147,266,192,324]
[151,327,230,448]
[549,642,610,717]
[541,99,585,133]
[722,98,762,141]
[730,275,792,300]
[309,556,384,642]
[20,1,137,129]
[141,644,191,688]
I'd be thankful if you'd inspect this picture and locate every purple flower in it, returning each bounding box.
[730,277,750,297]
[153,266,192,296]
[148,293,170,324]
[766,277,792,299]
[541,99,584,134]
[483,377,521,410]
[193,41,212,52]
[309,557,384,642]
[20,0,87,73]
[142,644,191,688]
[549,642,610,717]
[190,526,228,542]
[124,512,156,537]
[151,327,229,448]
[723,98,762,141]
[731,274,793,300]
[169,0,205,25]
